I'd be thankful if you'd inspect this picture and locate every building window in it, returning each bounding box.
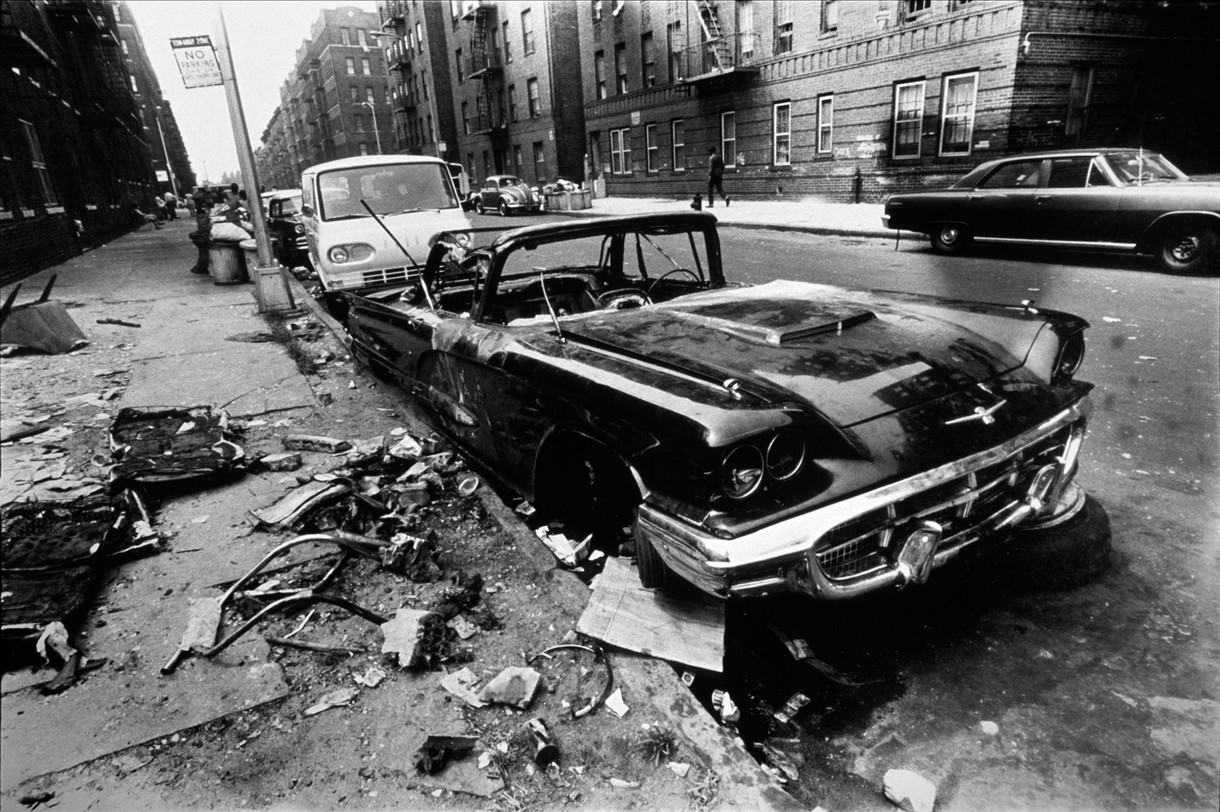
[821,0,838,33]
[514,144,524,176]
[773,102,791,166]
[416,21,423,46]
[533,142,546,183]
[350,86,359,102]
[817,95,834,153]
[1065,66,1094,140]
[521,10,535,55]
[610,128,631,174]
[595,51,606,99]
[366,86,375,103]
[939,72,977,156]
[893,80,925,158]
[503,21,511,62]
[462,101,470,134]
[614,43,628,94]
[641,33,655,88]
[775,0,794,54]
[456,49,464,83]
[527,77,540,117]
[361,57,371,75]
[645,124,658,172]
[20,121,57,206]
[509,84,518,121]
[341,27,351,46]
[671,119,685,171]
[130,75,138,93]
[721,111,736,168]
[592,0,603,23]
[739,1,755,59]
[666,21,682,81]
[346,57,356,75]
[359,142,369,155]
[357,29,367,46]
[356,115,365,132]
[905,0,932,20]
[422,70,429,100]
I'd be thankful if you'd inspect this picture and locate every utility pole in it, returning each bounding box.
[360,100,382,154]
[154,106,179,199]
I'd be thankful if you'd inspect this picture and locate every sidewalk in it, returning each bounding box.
[553,194,890,239]
[1,222,795,810]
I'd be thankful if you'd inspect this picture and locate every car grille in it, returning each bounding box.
[813,426,1073,581]
[359,267,416,288]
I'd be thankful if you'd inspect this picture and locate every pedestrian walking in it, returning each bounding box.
[706,147,729,208]
[164,190,178,220]
[154,193,167,221]
[188,186,213,274]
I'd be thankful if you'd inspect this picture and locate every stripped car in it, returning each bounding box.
[345,213,1105,600]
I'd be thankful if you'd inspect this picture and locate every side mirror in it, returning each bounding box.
[300,204,314,217]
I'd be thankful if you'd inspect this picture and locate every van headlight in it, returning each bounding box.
[328,243,374,264]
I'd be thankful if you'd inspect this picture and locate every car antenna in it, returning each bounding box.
[538,270,566,343]
[360,199,418,268]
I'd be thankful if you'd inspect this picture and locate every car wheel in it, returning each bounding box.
[474,197,485,215]
[1158,224,1216,275]
[930,223,971,255]
[996,485,1112,591]
[636,528,683,593]
[321,291,350,326]
[499,199,511,217]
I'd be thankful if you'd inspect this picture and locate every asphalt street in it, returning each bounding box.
[473,208,1220,809]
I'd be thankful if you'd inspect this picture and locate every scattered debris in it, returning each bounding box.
[304,686,359,716]
[524,718,559,767]
[711,689,741,724]
[282,434,352,454]
[353,665,387,688]
[249,479,349,527]
[668,761,691,778]
[604,688,630,718]
[379,533,442,581]
[525,643,615,719]
[450,615,478,640]
[773,692,812,725]
[536,527,592,568]
[0,276,88,354]
[979,720,1000,736]
[883,768,937,812]
[758,741,800,782]
[161,597,222,674]
[577,556,725,673]
[414,734,478,774]
[17,789,55,808]
[457,474,480,496]
[608,778,640,789]
[381,607,444,668]
[477,666,542,709]
[96,318,141,328]
[440,667,487,708]
[767,622,866,686]
[259,452,302,472]
[109,407,245,489]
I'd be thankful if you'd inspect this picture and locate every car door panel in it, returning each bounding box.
[1031,156,1122,242]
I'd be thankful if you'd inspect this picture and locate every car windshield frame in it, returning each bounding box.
[1101,151,1188,185]
[316,162,460,221]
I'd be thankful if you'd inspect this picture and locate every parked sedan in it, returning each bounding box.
[265,189,311,271]
[883,149,1219,274]
[345,213,1105,601]
[469,175,540,216]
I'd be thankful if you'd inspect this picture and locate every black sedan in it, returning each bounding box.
[345,213,1106,600]
[265,189,311,271]
[883,149,1219,274]
[469,175,540,216]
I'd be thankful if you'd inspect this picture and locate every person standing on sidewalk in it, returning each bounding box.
[188,186,213,274]
[164,190,178,220]
[707,147,729,208]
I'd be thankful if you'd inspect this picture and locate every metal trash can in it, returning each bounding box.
[209,240,248,285]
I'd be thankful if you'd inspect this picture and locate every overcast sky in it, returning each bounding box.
[127,0,378,186]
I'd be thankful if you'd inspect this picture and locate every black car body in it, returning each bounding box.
[265,189,311,271]
[345,213,1095,600]
[883,149,1220,273]
[470,175,540,216]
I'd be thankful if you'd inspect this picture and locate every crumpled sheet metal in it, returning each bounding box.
[0,278,88,355]
[108,407,245,489]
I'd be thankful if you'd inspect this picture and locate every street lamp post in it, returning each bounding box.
[359,100,382,154]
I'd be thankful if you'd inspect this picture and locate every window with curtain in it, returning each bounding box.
[893,80,925,158]
[939,72,977,155]
[773,103,791,166]
[775,0,794,54]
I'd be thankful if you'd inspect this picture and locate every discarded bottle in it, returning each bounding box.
[525,717,559,767]
[773,692,811,725]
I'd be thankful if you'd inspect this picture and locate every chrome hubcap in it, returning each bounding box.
[1172,236,1200,262]
[940,227,958,245]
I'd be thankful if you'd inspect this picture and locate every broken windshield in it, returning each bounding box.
[318,163,459,220]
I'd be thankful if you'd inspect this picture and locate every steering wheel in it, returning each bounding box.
[1135,170,1156,183]
[646,268,701,296]
[596,288,652,310]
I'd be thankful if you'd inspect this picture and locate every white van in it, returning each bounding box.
[300,155,471,294]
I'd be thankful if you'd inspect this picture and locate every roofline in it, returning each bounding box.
[302,155,448,173]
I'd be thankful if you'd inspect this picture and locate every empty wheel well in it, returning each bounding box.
[1138,213,1220,253]
[532,431,641,540]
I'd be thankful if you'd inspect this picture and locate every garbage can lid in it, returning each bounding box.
[238,239,257,250]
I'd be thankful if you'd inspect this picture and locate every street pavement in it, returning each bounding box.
[0,218,795,810]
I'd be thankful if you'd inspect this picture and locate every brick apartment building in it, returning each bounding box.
[579,0,1220,202]
[1,0,172,283]
[115,1,193,201]
[372,0,586,189]
[262,7,395,186]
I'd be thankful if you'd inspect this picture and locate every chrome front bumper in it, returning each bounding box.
[636,400,1090,600]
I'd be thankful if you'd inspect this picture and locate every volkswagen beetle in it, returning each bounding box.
[345,213,1104,600]
[470,175,541,216]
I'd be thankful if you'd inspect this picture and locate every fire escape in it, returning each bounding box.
[462,2,505,142]
[679,0,759,85]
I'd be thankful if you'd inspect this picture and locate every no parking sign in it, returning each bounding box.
[170,36,222,88]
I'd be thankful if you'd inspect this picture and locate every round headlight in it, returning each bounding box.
[294,224,304,234]
[1056,331,1085,379]
[765,430,805,481]
[328,245,349,263]
[721,445,764,500]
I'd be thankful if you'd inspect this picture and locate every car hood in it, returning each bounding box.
[501,186,535,202]
[561,280,1048,428]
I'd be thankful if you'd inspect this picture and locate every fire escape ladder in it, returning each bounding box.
[696,0,730,72]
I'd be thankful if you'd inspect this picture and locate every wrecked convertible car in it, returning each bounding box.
[345,212,1102,600]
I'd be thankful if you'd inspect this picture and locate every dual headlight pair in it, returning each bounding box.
[720,429,806,500]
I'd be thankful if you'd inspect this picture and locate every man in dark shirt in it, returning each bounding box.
[707,147,729,208]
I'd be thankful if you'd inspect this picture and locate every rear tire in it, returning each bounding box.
[1158,224,1216,275]
[474,197,485,215]
[930,223,971,255]
[636,529,683,593]
[998,486,1111,591]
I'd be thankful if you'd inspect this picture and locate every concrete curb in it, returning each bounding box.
[545,203,893,240]
[292,274,797,810]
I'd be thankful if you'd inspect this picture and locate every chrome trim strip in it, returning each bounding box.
[636,399,1090,599]
[976,237,1137,251]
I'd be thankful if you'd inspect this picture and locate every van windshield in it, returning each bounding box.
[317,163,459,220]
